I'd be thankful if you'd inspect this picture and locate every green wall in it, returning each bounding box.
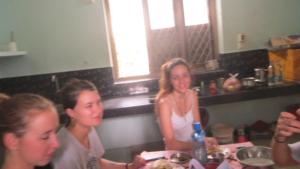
[0,0,110,78]
[1,0,300,78]
[216,0,300,53]
[0,1,15,50]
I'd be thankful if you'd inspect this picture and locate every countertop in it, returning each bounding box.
[102,81,300,118]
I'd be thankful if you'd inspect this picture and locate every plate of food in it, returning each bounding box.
[146,159,184,169]
[208,146,231,158]
[169,152,192,164]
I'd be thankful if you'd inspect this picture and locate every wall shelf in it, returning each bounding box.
[0,51,27,58]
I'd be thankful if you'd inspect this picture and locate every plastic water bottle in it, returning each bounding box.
[192,122,208,164]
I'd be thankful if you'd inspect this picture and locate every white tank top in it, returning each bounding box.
[171,90,194,141]
[171,109,194,141]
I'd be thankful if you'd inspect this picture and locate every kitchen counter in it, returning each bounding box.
[102,81,300,118]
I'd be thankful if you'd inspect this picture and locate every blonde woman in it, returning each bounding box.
[155,58,217,151]
[0,93,59,169]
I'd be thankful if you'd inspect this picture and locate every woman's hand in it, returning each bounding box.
[275,109,300,142]
[130,155,147,169]
[205,137,218,149]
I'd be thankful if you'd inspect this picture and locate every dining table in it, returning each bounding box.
[140,141,300,169]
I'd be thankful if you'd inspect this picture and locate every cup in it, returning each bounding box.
[291,108,300,120]
[286,104,300,120]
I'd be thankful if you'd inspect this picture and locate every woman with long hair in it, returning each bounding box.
[155,58,217,151]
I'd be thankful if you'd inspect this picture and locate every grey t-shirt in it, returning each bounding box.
[52,127,105,169]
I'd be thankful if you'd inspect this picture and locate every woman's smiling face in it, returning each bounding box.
[71,90,103,127]
[170,64,191,94]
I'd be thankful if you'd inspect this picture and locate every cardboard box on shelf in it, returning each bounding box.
[269,48,300,81]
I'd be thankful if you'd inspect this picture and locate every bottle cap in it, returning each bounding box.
[193,122,202,131]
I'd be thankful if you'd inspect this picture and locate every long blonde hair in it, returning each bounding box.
[155,58,191,115]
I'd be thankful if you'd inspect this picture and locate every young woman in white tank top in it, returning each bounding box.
[155,58,218,151]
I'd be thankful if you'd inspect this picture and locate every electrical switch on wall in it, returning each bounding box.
[237,33,246,49]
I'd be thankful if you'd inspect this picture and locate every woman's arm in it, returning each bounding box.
[99,155,146,169]
[191,90,201,124]
[271,137,298,166]
[158,97,195,151]
[99,158,125,169]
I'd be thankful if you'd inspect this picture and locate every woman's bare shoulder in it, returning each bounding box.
[157,94,172,105]
[188,89,198,98]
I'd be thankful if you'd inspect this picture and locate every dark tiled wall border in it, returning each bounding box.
[0,68,114,103]
[0,49,270,103]
[219,49,269,78]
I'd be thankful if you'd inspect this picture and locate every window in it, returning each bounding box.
[104,0,215,80]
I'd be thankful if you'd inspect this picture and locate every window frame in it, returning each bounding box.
[103,0,217,82]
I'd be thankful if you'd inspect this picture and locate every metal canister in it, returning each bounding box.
[254,68,267,82]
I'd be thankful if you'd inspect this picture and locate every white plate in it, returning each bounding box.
[144,159,184,169]
[221,147,231,158]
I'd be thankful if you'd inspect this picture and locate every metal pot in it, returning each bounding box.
[236,146,274,167]
[254,68,267,82]
[242,77,256,88]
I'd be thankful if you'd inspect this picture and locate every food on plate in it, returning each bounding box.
[241,158,274,166]
[207,146,222,155]
[150,159,173,169]
[170,152,191,164]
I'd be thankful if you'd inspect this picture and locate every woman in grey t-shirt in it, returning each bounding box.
[52,79,146,169]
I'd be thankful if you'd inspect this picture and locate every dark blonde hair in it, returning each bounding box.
[0,93,56,147]
[58,78,98,110]
[57,78,98,126]
[155,58,191,101]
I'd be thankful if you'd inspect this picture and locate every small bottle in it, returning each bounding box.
[274,63,283,85]
[267,63,274,86]
[209,80,217,95]
[8,31,18,52]
[192,122,208,164]
[199,81,205,96]
[237,128,247,143]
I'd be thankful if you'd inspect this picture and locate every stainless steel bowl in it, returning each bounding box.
[241,77,256,88]
[236,146,274,167]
